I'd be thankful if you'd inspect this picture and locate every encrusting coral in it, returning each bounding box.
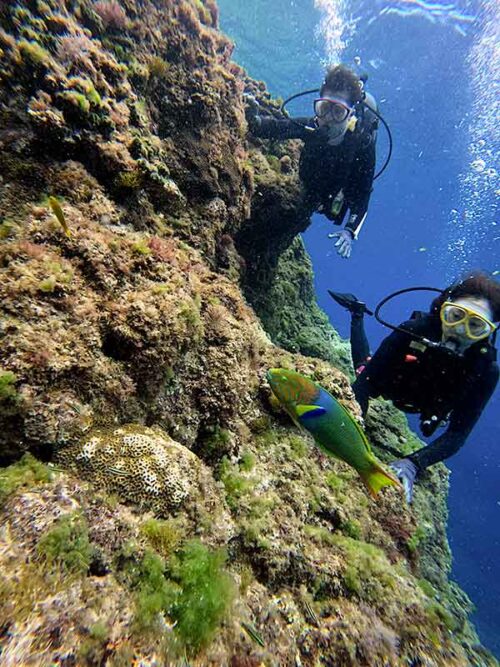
[0,0,497,665]
[58,424,205,513]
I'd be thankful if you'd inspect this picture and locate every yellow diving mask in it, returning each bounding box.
[440,301,497,341]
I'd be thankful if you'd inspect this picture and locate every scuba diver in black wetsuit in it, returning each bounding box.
[329,272,500,503]
[245,65,380,259]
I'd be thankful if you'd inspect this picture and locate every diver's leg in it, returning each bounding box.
[350,312,371,371]
[328,290,372,371]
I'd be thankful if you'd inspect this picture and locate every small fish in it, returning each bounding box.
[241,621,265,647]
[493,270,500,277]
[107,466,132,477]
[266,369,401,498]
[48,196,71,237]
[418,247,427,252]
[48,464,66,473]
[302,598,319,627]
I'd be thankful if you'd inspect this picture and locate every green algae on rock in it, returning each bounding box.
[243,236,352,373]
[37,512,93,575]
[0,452,53,505]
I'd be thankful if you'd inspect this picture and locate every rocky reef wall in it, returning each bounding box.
[0,1,496,665]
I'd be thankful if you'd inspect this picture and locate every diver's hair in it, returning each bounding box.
[431,271,500,322]
[320,65,363,105]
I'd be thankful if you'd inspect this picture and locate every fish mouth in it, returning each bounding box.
[266,368,279,382]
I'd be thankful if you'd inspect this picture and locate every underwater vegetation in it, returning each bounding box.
[165,541,236,654]
[37,512,93,575]
[0,0,496,664]
[0,370,19,412]
[131,540,235,656]
[0,452,53,505]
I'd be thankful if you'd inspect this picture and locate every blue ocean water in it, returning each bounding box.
[218,0,500,656]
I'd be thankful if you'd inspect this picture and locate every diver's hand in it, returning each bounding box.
[390,458,417,504]
[328,229,354,259]
[243,94,261,131]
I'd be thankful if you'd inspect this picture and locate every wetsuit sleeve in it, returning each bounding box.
[252,116,313,140]
[409,363,499,471]
[352,325,412,415]
[344,137,376,237]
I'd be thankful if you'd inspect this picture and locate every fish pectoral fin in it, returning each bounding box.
[296,404,326,419]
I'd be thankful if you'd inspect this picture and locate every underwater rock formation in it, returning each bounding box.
[0,0,497,664]
[55,424,234,541]
[241,235,353,372]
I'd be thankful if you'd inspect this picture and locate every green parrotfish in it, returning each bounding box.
[267,368,401,499]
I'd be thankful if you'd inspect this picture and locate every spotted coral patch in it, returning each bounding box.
[56,424,202,515]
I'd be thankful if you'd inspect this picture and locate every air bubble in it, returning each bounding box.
[471,159,486,173]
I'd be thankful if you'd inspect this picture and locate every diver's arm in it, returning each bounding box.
[409,364,499,470]
[344,138,376,238]
[251,116,314,141]
[352,374,371,415]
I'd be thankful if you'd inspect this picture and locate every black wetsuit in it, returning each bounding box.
[253,108,377,235]
[350,312,499,471]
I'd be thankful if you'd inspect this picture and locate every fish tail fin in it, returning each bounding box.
[359,458,402,499]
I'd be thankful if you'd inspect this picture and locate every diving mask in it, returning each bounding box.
[314,97,356,145]
[314,97,354,123]
[440,300,496,342]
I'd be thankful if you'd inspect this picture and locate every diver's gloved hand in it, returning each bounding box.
[328,229,354,259]
[390,458,417,504]
[243,94,261,132]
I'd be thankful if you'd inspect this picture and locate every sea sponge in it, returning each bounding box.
[55,424,203,515]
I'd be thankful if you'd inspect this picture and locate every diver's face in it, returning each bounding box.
[440,296,494,352]
[315,88,353,144]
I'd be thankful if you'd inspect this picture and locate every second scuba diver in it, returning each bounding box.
[329,272,500,502]
[245,65,379,259]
